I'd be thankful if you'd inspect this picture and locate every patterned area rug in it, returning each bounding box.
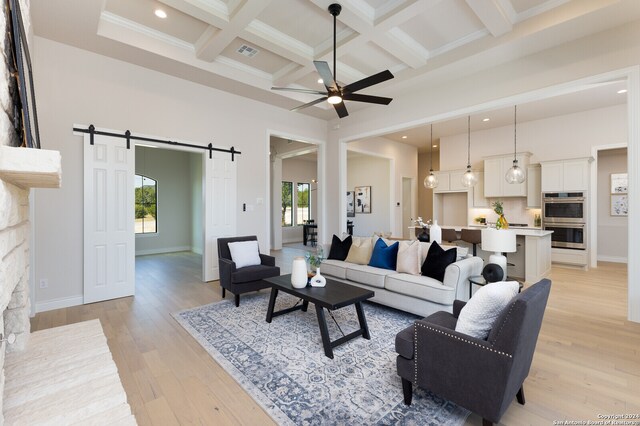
[174,291,469,425]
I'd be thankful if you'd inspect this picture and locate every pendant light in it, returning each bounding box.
[505,105,526,184]
[423,124,438,189]
[461,115,478,188]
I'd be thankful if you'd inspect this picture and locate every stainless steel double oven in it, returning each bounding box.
[542,192,586,250]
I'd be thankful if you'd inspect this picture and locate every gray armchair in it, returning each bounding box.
[395,279,551,425]
[217,236,280,307]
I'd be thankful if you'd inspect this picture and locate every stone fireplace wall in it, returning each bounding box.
[0,0,34,421]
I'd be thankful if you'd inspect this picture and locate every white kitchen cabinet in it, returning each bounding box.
[541,158,592,192]
[483,153,530,197]
[433,170,468,193]
[527,164,541,208]
[472,171,489,207]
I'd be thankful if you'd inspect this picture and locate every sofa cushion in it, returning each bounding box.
[232,264,280,284]
[385,273,456,305]
[320,259,349,280]
[421,241,457,282]
[228,240,261,268]
[396,240,421,275]
[345,264,396,289]
[368,238,399,270]
[328,234,352,261]
[419,242,469,264]
[345,238,373,265]
[455,281,520,339]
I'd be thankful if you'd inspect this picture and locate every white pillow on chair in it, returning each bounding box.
[228,240,261,268]
[455,281,520,340]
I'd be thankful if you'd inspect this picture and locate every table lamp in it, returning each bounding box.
[481,228,516,279]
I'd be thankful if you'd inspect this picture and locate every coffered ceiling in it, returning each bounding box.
[32,0,640,120]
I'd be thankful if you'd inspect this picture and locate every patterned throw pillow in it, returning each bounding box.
[455,281,520,339]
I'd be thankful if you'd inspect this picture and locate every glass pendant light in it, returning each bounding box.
[424,124,438,189]
[461,115,478,188]
[505,105,526,184]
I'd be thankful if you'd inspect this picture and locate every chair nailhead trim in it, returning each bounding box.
[416,322,513,358]
[414,323,419,385]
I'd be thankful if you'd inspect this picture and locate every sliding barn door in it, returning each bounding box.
[203,152,237,281]
[84,134,135,303]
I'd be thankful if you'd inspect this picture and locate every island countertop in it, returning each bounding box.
[444,226,553,237]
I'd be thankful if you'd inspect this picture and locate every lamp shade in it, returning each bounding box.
[481,229,516,253]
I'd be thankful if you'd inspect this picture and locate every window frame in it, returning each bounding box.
[296,182,310,225]
[281,181,293,227]
[135,174,158,234]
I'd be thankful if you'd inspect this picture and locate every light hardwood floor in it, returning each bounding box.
[30,252,639,425]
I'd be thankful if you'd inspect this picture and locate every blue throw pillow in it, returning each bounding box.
[368,238,399,270]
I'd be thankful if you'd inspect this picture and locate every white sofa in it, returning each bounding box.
[320,240,483,317]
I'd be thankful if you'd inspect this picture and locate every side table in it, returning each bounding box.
[468,275,523,299]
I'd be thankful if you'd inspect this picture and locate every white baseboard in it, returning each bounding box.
[191,246,203,255]
[282,238,303,244]
[135,246,191,256]
[597,255,628,264]
[36,295,84,313]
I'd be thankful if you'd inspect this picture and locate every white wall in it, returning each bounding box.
[134,147,193,255]
[597,148,628,263]
[347,155,391,236]
[281,157,317,244]
[32,37,327,307]
[439,105,627,170]
[418,150,440,221]
[347,137,418,237]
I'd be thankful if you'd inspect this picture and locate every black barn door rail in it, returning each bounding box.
[73,125,241,161]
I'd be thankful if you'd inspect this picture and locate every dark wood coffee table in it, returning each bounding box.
[263,274,374,359]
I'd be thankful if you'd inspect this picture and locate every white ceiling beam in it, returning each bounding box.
[157,0,229,28]
[195,0,273,62]
[464,0,514,37]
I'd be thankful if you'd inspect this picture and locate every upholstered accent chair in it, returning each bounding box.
[217,236,280,307]
[395,279,551,426]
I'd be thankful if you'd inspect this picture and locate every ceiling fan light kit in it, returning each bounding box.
[505,105,526,184]
[271,3,394,118]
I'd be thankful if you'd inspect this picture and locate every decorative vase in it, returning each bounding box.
[291,257,308,289]
[417,227,430,242]
[309,267,327,287]
[430,220,442,244]
[496,214,509,230]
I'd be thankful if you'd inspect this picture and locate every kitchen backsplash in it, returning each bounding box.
[470,198,541,227]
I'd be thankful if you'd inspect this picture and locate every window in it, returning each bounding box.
[282,181,293,227]
[135,174,157,234]
[297,183,310,224]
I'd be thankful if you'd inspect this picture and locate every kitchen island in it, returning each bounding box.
[433,226,553,283]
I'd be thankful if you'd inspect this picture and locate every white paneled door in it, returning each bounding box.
[204,153,237,282]
[83,134,135,303]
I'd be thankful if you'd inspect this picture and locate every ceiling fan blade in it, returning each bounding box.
[272,87,327,96]
[333,101,349,118]
[343,93,393,105]
[343,70,394,94]
[314,61,338,90]
[291,97,328,112]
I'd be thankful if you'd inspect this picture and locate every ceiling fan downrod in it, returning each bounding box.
[328,3,341,86]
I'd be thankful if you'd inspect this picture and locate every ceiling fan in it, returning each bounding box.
[271,3,394,118]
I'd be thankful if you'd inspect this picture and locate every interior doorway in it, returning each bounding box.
[402,177,412,239]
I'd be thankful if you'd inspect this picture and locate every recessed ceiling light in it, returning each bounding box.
[401,135,407,139]
[482,118,490,122]
[618,89,628,94]
[432,144,438,148]
[154,9,167,19]
[317,78,324,84]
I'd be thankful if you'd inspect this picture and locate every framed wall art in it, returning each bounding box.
[346,191,355,217]
[611,194,628,216]
[354,186,371,214]
[610,173,627,194]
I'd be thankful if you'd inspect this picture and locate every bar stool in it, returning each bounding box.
[441,228,458,244]
[461,228,482,256]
